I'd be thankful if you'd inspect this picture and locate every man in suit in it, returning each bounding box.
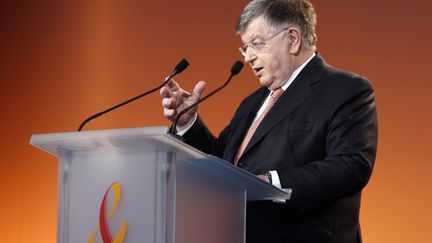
[160,0,378,242]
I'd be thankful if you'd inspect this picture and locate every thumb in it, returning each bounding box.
[191,81,206,100]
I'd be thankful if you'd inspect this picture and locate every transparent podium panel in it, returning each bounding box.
[174,158,246,243]
[30,126,290,243]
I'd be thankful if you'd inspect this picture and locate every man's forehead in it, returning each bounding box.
[240,16,271,42]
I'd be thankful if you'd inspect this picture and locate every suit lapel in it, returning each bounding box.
[239,54,325,161]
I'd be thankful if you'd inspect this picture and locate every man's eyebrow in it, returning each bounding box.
[242,34,262,44]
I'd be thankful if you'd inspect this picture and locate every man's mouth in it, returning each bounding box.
[253,67,263,76]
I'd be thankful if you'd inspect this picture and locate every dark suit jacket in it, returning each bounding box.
[183,54,378,243]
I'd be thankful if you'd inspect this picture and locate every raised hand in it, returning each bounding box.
[160,79,206,132]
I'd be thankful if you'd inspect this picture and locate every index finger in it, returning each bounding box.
[165,78,180,92]
[160,86,172,98]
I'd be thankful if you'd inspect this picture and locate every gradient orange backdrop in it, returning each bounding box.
[1,0,431,242]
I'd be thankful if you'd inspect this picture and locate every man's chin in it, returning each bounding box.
[258,78,271,88]
[261,81,278,90]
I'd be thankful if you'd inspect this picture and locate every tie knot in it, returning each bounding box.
[271,87,284,99]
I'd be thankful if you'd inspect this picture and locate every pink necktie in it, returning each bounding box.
[234,88,284,165]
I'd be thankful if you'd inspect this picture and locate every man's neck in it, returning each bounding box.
[293,48,315,70]
[277,50,316,91]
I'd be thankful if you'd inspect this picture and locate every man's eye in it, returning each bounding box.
[252,42,265,48]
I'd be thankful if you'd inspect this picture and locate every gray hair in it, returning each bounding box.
[236,0,317,48]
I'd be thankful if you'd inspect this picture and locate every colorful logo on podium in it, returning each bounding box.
[88,182,127,243]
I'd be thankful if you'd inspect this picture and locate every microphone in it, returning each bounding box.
[77,58,190,131]
[169,60,244,134]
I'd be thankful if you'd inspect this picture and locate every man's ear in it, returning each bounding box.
[288,27,302,54]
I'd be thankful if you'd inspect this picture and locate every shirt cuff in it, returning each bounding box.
[269,170,282,189]
[176,114,198,136]
[269,170,287,204]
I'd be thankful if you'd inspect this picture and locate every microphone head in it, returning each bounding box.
[231,61,244,75]
[174,58,190,75]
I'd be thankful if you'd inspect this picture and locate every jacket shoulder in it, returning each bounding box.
[321,64,373,91]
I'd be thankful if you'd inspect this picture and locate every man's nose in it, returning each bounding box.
[244,48,257,63]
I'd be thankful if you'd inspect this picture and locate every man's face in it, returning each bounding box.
[240,16,293,90]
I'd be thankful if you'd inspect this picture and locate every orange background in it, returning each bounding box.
[1,0,431,242]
